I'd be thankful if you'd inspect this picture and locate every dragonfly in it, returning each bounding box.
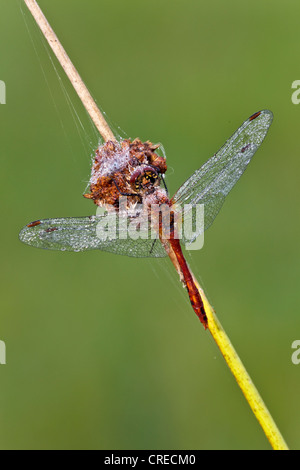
[19,110,273,328]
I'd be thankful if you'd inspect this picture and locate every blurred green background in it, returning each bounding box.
[0,0,299,450]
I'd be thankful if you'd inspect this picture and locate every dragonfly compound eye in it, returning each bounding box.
[130,166,159,192]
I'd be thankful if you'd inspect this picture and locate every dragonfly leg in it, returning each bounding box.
[149,239,157,254]
[112,179,142,202]
[160,174,169,195]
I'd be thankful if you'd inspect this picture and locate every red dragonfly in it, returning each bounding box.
[19,110,273,328]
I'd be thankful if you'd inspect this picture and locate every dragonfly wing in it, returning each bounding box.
[172,110,273,244]
[19,215,168,258]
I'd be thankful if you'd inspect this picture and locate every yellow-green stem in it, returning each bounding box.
[193,276,289,450]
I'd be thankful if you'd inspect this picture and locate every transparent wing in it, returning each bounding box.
[172,110,273,244]
[19,215,168,258]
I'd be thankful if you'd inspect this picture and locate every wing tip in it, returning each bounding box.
[249,109,273,123]
[19,224,33,245]
[19,220,45,246]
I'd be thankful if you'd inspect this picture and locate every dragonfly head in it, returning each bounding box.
[84,138,168,207]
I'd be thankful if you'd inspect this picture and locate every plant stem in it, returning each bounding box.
[193,274,289,450]
[23,0,116,143]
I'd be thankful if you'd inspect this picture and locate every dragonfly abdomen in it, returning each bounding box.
[169,238,208,328]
